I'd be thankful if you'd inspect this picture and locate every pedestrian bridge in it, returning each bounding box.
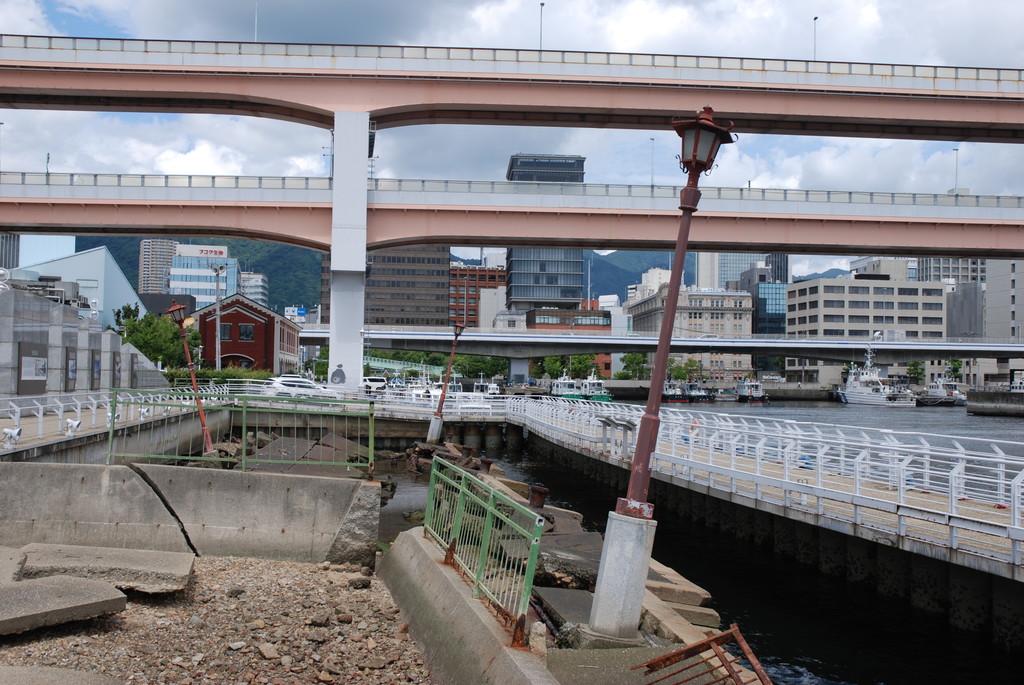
[3,172,1023,257]
[4,387,1024,583]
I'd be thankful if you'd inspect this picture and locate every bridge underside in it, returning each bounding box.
[3,199,1023,258]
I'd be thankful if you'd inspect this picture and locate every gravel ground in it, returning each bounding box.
[0,556,434,684]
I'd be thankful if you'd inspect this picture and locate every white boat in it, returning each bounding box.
[735,379,768,404]
[915,376,967,407]
[580,373,613,402]
[837,349,916,407]
[550,374,581,398]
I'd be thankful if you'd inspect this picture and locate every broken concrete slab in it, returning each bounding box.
[0,546,24,584]
[0,575,125,636]
[662,599,721,629]
[20,543,195,594]
[0,666,125,684]
[534,586,594,627]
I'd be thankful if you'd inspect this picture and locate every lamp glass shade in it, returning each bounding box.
[167,303,186,324]
[453,322,466,337]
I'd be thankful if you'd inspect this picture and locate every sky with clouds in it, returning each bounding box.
[4,0,1024,275]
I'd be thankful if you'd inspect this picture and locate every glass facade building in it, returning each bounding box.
[505,247,584,311]
[365,244,450,326]
[168,245,240,310]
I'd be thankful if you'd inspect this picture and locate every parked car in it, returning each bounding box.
[362,376,388,393]
[264,376,340,399]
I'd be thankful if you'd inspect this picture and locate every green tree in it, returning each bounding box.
[113,303,140,329]
[569,354,596,378]
[123,313,198,369]
[947,358,963,381]
[905,361,925,384]
[676,357,703,381]
[620,352,647,379]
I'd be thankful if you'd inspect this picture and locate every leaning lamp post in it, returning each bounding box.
[167,300,215,456]
[427,321,465,443]
[585,106,734,645]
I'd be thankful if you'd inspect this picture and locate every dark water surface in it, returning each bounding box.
[492,402,1024,685]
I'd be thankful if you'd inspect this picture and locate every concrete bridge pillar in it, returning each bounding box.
[326,111,370,392]
[948,565,991,633]
[992,576,1024,649]
[483,424,503,456]
[909,555,949,614]
[508,358,530,385]
[462,423,481,450]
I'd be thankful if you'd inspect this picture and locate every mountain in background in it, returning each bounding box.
[793,268,850,282]
[76,236,323,312]
[76,237,704,313]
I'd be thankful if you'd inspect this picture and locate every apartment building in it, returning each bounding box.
[786,275,947,384]
[449,262,506,328]
[625,285,753,381]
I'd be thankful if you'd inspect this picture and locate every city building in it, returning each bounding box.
[625,285,754,381]
[16,246,147,332]
[138,238,178,294]
[240,271,270,308]
[0,234,19,269]
[505,154,585,182]
[168,244,240,310]
[738,264,787,373]
[917,257,985,283]
[505,154,586,314]
[364,244,449,326]
[0,287,164,395]
[194,293,301,373]
[785,274,947,385]
[850,256,917,281]
[505,247,584,311]
[449,262,506,327]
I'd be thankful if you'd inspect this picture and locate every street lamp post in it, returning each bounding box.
[212,264,225,371]
[427,321,465,443]
[167,300,216,456]
[585,106,734,645]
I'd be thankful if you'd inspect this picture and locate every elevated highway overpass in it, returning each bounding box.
[4,34,1024,389]
[302,327,1024,365]
[2,173,1022,258]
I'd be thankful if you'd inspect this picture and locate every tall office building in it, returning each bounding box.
[916,257,985,283]
[0,234,18,269]
[364,244,449,326]
[138,239,178,294]
[696,252,766,289]
[240,272,270,307]
[168,244,240,309]
[505,154,586,312]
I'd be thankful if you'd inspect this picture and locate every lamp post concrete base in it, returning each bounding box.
[587,511,657,640]
[426,415,445,444]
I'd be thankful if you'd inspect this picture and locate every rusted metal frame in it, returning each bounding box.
[636,625,741,673]
[708,641,744,683]
[732,626,773,684]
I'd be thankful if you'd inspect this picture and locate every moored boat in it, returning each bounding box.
[550,373,583,399]
[915,376,967,407]
[837,349,916,407]
[662,380,690,403]
[735,379,769,404]
[684,381,715,403]
[580,373,613,402]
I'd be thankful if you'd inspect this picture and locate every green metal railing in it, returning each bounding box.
[423,458,545,644]
[105,389,375,472]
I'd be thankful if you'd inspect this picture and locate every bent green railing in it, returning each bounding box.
[423,458,545,645]
[105,389,375,472]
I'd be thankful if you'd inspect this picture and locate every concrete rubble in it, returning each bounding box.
[0,575,126,636]
[20,543,195,594]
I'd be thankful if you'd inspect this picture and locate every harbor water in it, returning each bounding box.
[495,401,1024,685]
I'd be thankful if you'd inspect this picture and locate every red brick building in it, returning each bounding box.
[449,263,506,327]
[195,294,301,373]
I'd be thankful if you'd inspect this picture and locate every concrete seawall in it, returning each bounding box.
[0,463,379,565]
[967,390,1024,417]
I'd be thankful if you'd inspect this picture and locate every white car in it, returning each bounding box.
[362,376,388,393]
[264,376,340,399]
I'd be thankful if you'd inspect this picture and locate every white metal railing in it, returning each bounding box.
[2,34,1022,86]
[503,396,1024,568]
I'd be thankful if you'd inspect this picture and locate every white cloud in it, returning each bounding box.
[0,0,58,34]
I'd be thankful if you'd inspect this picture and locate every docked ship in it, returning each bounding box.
[580,373,613,402]
[915,377,967,407]
[735,379,768,404]
[837,349,916,407]
[550,374,582,399]
[662,380,690,403]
